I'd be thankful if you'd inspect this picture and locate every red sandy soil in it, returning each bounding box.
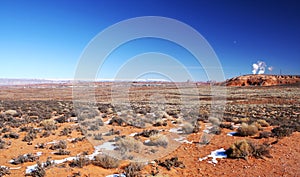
[0,78,299,177]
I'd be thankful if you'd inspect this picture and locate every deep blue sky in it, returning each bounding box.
[0,0,299,81]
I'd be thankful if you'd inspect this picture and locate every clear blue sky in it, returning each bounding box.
[0,0,299,81]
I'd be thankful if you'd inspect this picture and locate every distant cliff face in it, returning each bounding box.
[225,75,300,86]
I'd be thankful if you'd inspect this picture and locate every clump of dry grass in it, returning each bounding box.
[29,161,45,177]
[93,154,120,169]
[2,132,19,139]
[11,153,38,165]
[237,123,258,136]
[148,134,169,148]
[69,156,91,168]
[0,138,7,149]
[256,119,270,127]
[0,166,10,176]
[40,119,57,131]
[271,125,294,138]
[181,123,194,134]
[116,136,142,154]
[23,128,38,142]
[124,162,144,177]
[208,117,220,125]
[158,157,185,170]
[258,131,272,139]
[54,149,71,155]
[49,140,67,150]
[226,139,271,160]
[59,127,72,136]
[136,129,159,137]
[181,121,200,134]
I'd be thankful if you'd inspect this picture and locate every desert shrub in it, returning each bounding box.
[11,153,38,165]
[227,140,253,159]
[258,131,272,139]
[50,140,67,150]
[220,123,234,130]
[124,162,144,177]
[181,121,200,134]
[239,118,250,123]
[19,126,33,132]
[104,129,120,136]
[181,123,194,134]
[95,118,104,126]
[60,127,72,136]
[226,140,253,159]
[0,166,10,176]
[271,125,293,138]
[148,134,168,148]
[153,119,166,127]
[71,172,81,177]
[116,136,142,153]
[88,124,99,131]
[77,108,99,121]
[237,123,258,136]
[29,161,45,177]
[209,126,221,135]
[252,122,264,131]
[69,156,90,168]
[40,130,51,138]
[166,109,179,117]
[109,117,126,126]
[1,127,10,133]
[93,154,120,169]
[3,132,19,139]
[35,143,46,149]
[43,157,54,168]
[136,129,159,137]
[158,157,185,171]
[208,117,220,125]
[55,116,68,123]
[94,133,103,140]
[251,142,272,159]
[256,119,270,127]
[172,118,183,124]
[128,119,146,128]
[54,149,71,155]
[40,120,57,131]
[23,130,37,142]
[199,133,211,145]
[71,137,85,143]
[0,138,7,149]
[226,140,271,160]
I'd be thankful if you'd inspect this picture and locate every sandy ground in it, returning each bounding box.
[0,82,299,177]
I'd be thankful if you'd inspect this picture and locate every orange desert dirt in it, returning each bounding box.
[0,75,299,177]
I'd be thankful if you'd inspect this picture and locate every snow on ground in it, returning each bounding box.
[26,143,110,174]
[169,127,183,134]
[129,132,138,136]
[227,132,238,136]
[106,174,126,177]
[94,142,116,151]
[199,148,227,165]
[104,118,112,124]
[174,136,192,144]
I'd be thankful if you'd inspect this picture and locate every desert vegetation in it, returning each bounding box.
[0,80,299,176]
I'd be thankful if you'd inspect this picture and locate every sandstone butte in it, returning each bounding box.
[223,74,300,87]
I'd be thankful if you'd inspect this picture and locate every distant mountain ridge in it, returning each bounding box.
[224,74,300,86]
[0,78,70,86]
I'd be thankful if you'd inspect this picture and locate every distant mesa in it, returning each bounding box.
[224,74,300,87]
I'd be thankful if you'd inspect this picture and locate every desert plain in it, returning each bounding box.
[0,75,299,177]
